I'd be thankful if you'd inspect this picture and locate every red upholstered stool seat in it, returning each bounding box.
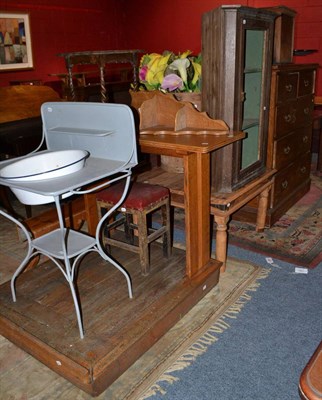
[97,182,170,210]
[96,182,172,275]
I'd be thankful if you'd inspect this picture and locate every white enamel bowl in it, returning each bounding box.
[0,150,89,205]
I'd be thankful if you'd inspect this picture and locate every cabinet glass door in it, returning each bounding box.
[241,29,265,170]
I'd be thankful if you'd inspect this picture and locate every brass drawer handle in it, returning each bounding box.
[285,84,293,92]
[303,107,310,115]
[303,135,309,143]
[281,180,288,189]
[300,166,307,174]
[304,80,310,87]
[283,146,291,154]
[284,114,292,123]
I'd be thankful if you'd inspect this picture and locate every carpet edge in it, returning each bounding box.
[133,265,271,400]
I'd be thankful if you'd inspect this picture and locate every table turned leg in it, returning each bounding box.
[214,214,229,272]
[256,186,271,232]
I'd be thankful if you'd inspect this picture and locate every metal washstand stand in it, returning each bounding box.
[0,102,138,339]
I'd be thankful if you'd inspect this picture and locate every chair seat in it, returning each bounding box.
[96,182,169,210]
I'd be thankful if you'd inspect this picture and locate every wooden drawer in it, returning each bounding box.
[296,125,313,154]
[273,125,312,170]
[275,99,297,138]
[273,132,297,169]
[274,96,313,138]
[276,72,298,103]
[272,152,311,207]
[298,69,315,96]
[296,95,314,126]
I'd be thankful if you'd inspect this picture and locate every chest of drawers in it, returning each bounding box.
[266,64,317,225]
[233,63,317,226]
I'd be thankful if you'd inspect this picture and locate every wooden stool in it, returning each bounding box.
[97,182,171,275]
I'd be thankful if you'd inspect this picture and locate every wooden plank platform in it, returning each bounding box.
[0,243,220,396]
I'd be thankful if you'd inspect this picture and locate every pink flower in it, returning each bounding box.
[139,65,148,81]
[161,74,184,91]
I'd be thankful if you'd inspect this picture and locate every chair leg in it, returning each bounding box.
[124,213,134,244]
[162,202,171,258]
[136,211,150,275]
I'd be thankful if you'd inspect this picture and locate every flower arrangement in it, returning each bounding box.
[137,50,201,93]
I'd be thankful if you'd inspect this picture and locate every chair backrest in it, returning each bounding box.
[41,102,138,167]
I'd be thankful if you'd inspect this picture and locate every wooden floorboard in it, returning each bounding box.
[0,243,220,396]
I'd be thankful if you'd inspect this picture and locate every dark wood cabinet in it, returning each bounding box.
[202,5,276,193]
[265,63,317,225]
[262,6,296,64]
[233,63,318,226]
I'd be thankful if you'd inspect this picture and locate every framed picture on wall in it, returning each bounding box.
[0,12,33,71]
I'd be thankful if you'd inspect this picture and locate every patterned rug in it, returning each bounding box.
[228,173,322,268]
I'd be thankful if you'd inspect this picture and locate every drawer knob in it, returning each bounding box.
[303,135,309,143]
[304,80,310,87]
[285,84,293,92]
[303,107,310,115]
[281,180,288,189]
[283,146,291,154]
[300,166,307,174]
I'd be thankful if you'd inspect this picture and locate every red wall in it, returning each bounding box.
[120,0,322,95]
[1,0,321,94]
[0,0,124,87]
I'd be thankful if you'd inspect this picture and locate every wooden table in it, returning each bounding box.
[139,131,245,278]
[210,169,275,270]
[49,70,133,101]
[57,50,143,102]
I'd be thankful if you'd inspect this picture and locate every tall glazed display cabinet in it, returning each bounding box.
[202,5,276,193]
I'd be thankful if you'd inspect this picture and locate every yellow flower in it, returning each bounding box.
[179,50,192,59]
[191,60,202,85]
[145,53,172,86]
[138,50,202,92]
